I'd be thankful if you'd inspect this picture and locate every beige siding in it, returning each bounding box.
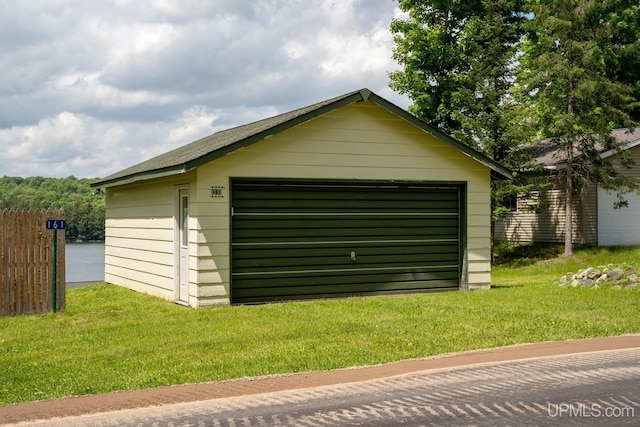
[104,173,196,304]
[194,102,492,305]
[608,143,640,178]
[581,182,598,244]
[494,185,595,244]
[629,145,640,177]
[496,188,562,243]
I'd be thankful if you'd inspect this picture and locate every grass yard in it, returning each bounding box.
[1,244,639,406]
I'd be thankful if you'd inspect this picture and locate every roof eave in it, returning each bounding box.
[600,138,640,160]
[90,165,189,189]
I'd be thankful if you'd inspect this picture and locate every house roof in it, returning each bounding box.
[534,128,640,167]
[91,88,512,188]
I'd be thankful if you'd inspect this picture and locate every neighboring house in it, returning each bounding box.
[91,88,511,307]
[494,128,640,246]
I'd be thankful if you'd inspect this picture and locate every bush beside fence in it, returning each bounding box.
[0,209,65,316]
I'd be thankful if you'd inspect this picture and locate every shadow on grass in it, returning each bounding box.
[493,242,567,267]
[489,284,524,289]
[494,243,640,273]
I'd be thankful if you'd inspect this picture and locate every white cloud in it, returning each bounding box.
[318,25,396,78]
[0,0,410,178]
[0,112,132,177]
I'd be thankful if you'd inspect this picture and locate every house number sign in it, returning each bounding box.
[210,186,225,198]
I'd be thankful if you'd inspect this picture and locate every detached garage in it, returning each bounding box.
[91,88,511,307]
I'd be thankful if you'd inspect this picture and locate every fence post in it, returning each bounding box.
[52,227,57,313]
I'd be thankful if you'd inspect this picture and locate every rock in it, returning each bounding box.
[608,268,624,280]
[625,268,636,276]
[613,284,622,290]
[577,268,593,279]
[624,283,637,290]
[581,279,593,287]
[571,280,580,287]
[595,274,608,284]
[628,274,638,282]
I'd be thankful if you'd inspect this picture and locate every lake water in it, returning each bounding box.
[66,242,105,286]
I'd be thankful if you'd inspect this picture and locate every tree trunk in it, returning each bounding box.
[565,68,575,258]
[564,143,573,257]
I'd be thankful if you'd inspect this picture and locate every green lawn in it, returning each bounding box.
[1,244,639,406]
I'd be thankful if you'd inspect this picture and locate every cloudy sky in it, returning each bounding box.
[0,0,411,179]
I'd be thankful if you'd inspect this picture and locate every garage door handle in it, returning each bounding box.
[351,251,356,262]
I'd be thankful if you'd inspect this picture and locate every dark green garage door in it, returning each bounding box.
[231,180,461,303]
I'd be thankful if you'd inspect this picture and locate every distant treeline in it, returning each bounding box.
[0,176,105,241]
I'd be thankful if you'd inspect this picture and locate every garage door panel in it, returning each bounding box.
[232,240,460,260]
[231,180,461,303]
[233,255,459,273]
[233,186,458,202]
[233,270,459,295]
[233,189,458,213]
[232,216,458,229]
[232,226,459,241]
[234,267,458,285]
[234,283,457,302]
[233,241,459,270]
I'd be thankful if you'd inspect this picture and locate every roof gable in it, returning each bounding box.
[92,88,511,188]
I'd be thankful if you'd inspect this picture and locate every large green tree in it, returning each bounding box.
[603,2,640,123]
[390,0,525,150]
[390,0,529,240]
[390,0,484,143]
[518,0,639,256]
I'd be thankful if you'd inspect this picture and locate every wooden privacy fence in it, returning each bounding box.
[0,209,65,316]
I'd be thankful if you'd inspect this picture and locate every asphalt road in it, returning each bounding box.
[12,346,640,426]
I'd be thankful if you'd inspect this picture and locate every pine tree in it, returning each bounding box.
[518,0,639,256]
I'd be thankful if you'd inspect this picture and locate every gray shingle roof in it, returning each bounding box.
[533,128,640,167]
[92,88,511,188]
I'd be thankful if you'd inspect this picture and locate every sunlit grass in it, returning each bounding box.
[1,244,639,406]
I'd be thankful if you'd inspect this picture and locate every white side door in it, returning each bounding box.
[177,187,189,303]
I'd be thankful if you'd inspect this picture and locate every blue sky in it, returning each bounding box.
[0,0,410,178]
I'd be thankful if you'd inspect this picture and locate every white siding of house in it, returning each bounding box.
[104,174,196,304]
[598,189,640,245]
[598,144,640,245]
[194,101,492,305]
